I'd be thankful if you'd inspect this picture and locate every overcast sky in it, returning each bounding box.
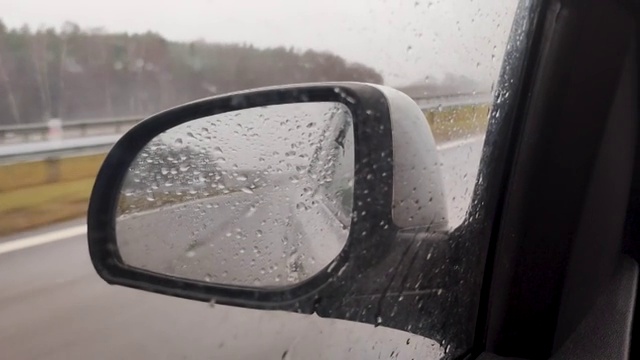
[1,0,519,86]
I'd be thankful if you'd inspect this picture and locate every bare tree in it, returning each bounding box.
[0,22,384,126]
[0,39,21,124]
[30,30,52,120]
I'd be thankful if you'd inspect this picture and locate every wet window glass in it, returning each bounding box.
[0,0,521,359]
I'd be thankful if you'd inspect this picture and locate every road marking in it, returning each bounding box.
[0,225,86,255]
[437,135,485,151]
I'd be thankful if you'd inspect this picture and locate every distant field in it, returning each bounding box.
[0,103,491,236]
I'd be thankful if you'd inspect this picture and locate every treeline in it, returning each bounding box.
[0,20,384,125]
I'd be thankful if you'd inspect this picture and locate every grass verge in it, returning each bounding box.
[425,104,491,143]
[0,153,105,192]
[0,178,94,236]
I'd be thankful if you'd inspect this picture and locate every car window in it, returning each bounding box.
[0,0,521,359]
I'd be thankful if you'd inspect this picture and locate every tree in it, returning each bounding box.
[0,20,22,124]
[0,22,384,126]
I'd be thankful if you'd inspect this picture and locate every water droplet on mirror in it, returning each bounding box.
[327,261,337,272]
[375,316,383,327]
[338,264,348,276]
[186,250,196,258]
[282,349,291,360]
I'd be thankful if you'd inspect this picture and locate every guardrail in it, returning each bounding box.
[0,135,122,163]
[0,92,493,163]
[0,116,142,145]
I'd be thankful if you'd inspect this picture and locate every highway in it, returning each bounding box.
[117,174,348,287]
[0,136,482,360]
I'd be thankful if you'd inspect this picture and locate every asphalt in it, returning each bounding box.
[117,176,348,287]
[0,137,482,359]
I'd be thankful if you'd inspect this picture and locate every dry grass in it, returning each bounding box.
[0,178,95,236]
[0,153,104,235]
[0,153,105,192]
[425,104,491,143]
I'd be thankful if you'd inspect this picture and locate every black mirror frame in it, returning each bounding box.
[87,82,397,312]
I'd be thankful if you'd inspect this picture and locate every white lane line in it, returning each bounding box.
[0,224,86,255]
[437,135,485,151]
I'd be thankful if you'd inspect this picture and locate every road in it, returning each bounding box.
[118,174,348,287]
[0,136,483,360]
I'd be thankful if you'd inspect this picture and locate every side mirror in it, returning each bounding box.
[88,82,448,328]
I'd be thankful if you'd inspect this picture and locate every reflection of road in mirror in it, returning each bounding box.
[115,101,355,288]
[116,171,349,287]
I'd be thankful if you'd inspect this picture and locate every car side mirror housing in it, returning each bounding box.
[88,82,448,322]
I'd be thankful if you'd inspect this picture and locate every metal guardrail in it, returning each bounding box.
[0,135,123,163]
[0,116,142,145]
[0,93,493,163]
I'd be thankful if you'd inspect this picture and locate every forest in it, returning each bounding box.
[0,20,384,125]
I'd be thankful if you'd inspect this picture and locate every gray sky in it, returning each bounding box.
[1,0,518,86]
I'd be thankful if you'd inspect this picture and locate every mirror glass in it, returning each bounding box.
[115,102,355,288]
